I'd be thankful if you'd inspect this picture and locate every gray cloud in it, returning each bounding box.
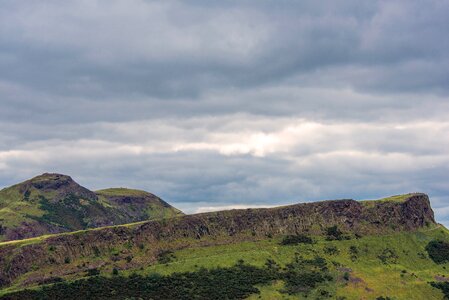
[1,0,449,225]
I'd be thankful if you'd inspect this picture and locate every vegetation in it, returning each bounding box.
[325,225,344,241]
[3,259,326,300]
[426,240,449,264]
[280,234,313,245]
[2,226,449,299]
[4,256,336,299]
[157,250,177,264]
[430,282,449,299]
[282,255,332,294]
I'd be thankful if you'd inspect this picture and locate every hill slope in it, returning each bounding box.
[1,193,446,299]
[0,173,183,241]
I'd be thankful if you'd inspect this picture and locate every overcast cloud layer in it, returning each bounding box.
[1,0,449,224]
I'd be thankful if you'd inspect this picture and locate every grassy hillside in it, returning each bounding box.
[2,226,449,299]
[0,173,183,241]
[141,226,449,299]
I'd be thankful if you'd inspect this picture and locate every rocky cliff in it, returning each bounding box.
[0,193,435,289]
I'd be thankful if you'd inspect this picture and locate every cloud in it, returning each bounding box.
[1,0,449,224]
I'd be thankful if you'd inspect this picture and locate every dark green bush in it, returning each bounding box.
[323,245,339,255]
[349,245,358,261]
[281,234,313,245]
[157,250,176,264]
[86,268,100,276]
[325,226,343,241]
[426,240,449,264]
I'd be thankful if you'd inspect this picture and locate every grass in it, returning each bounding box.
[95,188,150,197]
[360,193,421,207]
[113,226,448,299]
[1,227,449,299]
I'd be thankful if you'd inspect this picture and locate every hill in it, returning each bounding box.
[2,193,449,299]
[0,173,183,241]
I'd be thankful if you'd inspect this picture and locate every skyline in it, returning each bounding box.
[1,0,448,224]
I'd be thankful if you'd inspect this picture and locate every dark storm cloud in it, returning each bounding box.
[1,0,449,224]
[1,0,448,103]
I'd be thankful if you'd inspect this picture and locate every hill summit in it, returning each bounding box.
[0,173,183,241]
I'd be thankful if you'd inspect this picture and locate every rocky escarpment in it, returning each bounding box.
[0,173,183,241]
[0,193,435,289]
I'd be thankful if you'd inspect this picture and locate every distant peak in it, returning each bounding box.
[27,173,75,190]
[30,173,73,182]
[14,173,97,201]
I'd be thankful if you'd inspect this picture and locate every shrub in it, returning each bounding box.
[377,248,398,264]
[349,246,358,261]
[281,234,313,245]
[426,240,449,264]
[87,268,100,276]
[325,226,343,241]
[323,245,339,255]
[157,250,176,264]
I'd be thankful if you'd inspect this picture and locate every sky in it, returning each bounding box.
[0,1,449,223]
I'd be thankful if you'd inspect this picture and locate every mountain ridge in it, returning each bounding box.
[0,173,183,242]
[0,192,436,291]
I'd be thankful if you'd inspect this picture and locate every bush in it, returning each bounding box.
[281,234,313,245]
[324,245,339,255]
[426,240,449,264]
[157,250,176,264]
[87,268,100,276]
[349,246,358,261]
[377,248,398,264]
[325,226,343,241]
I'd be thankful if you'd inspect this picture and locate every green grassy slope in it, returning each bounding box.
[132,226,449,299]
[2,226,449,299]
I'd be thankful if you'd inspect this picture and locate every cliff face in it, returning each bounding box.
[0,173,183,241]
[0,193,435,289]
